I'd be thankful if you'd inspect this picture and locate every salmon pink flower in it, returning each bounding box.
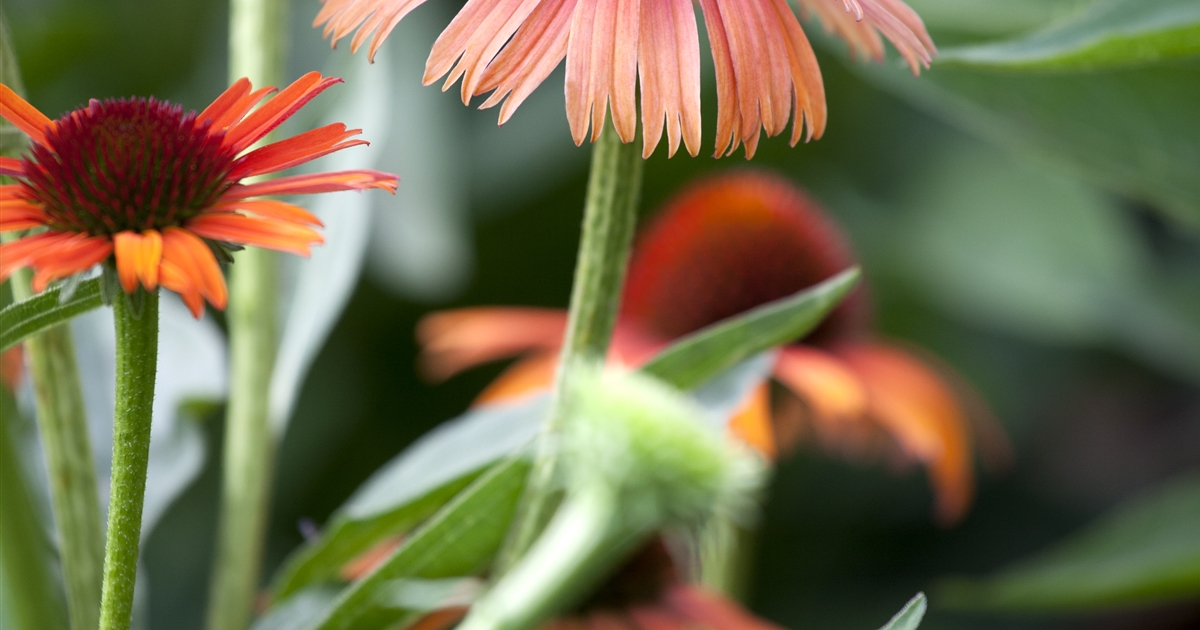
[0,73,398,317]
[313,0,934,158]
[417,171,1004,525]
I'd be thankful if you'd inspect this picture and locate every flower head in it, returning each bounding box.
[0,73,398,317]
[417,171,1006,525]
[314,0,934,158]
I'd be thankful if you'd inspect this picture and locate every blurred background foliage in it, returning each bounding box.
[3,0,1199,628]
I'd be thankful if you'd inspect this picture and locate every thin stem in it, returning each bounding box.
[2,18,105,630]
[498,123,643,569]
[205,0,287,627]
[98,290,160,630]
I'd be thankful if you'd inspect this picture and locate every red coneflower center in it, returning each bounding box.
[19,97,238,235]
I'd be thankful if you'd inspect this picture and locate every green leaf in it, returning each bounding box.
[878,593,927,630]
[938,0,1200,70]
[310,457,531,630]
[640,268,860,390]
[938,474,1200,611]
[0,278,104,352]
[863,57,1200,229]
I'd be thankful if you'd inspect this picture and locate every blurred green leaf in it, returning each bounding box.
[938,0,1200,69]
[939,474,1200,611]
[904,0,1099,36]
[641,268,860,390]
[0,278,103,352]
[861,51,1200,229]
[251,588,340,630]
[310,458,530,630]
[878,593,927,630]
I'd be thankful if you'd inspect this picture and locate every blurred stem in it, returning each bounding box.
[98,290,160,630]
[498,123,643,570]
[699,515,757,601]
[205,0,287,628]
[1,389,69,630]
[2,18,105,630]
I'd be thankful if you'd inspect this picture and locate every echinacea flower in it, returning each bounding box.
[313,0,935,158]
[418,171,1006,525]
[0,73,398,317]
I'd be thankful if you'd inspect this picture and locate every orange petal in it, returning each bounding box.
[424,0,545,103]
[114,231,144,293]
[0,156,27,177]
[727,381,776,459]
[836,341,975,525]
[232,123,367,178]
[187,213,323,257]
[416,307,568,382]
[564,0,640,145]
[773,346,868,422]
[218,169,399,199]
[158,257,205,317]
[211,200,323,227]
[406,608,469,630]
[223,72,343,153]
[339,535,403,581]
[161,228,228,310]
[666,585,784,630]
[0,84,54,146]
[637,0,702,157]
[0,200,49,232]
[26,235,113,293]
[197,78,252,129]
[475,0,574,126]
[473,352,559,406]
[628,606,689,630]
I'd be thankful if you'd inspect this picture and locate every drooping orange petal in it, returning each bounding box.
[425,0,545,103]
[473,352,559,405]
[232,123,368,178]
[211,199,323,227]
[836,342,974,525]
[0,156,26,177]
[27,235,113,293]
[770,0,827,145]
[799,0,885,63]
[417,307,569,382]
[773,346,868,423]
[218,169,399,200]
[0,185,30,201]
[476,0,575,125]
[339,535,404,580]
[158,257,205,317]
[727,382,776,459]
[114,231,146,293]
[697,0,741,157]
[856,0,936,74]
[161,228,228,310]
[223,72,343,153]
[637,0,702,157]
[187,214,324,257]
[0,84,54,146]
[0,200,49,232]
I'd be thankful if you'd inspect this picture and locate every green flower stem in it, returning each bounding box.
[98,290,160,630]
[498,123,644,569]
[1,389,69,630]
[2,19,105,630]
[205,0,287,628]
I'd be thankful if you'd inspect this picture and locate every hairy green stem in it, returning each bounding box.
[98,290,160,630]
[498,124,643,569]
[205,0,287,627]
[2,19,105,630]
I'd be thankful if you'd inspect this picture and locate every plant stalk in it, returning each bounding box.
[205,0,287,627]
[498,123,643,569]
[98,290,160,630]
[2,18,106,630]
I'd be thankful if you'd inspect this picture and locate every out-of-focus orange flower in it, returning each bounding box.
[0,74,398,317]
[313,0,934,158]
[0,346,23,392]
[418,171,1007,525]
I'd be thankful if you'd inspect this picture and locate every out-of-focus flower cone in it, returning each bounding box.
[419,171,1010,526]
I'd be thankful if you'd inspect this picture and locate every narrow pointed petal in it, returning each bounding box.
[0,232,78,281]
[836,342,974,525]
[473,352,559,405]
[0,84,54,146]
[638,0,702,157]
[476,0,575,125]
[727,382,776,459]
[27,235,113,293]
[417,307,569,381]
[187,214,324,257]
[0,156,26,177]
[219,169,399,199]
[425,0,544,102]
[232,123,368,178]
[211,199,324,227]
[197,77,252,128]
[113,230,164,293]
[774,346,868,422]
[224,72,343,152]
[0,200,49,232]
[158,258,205,317]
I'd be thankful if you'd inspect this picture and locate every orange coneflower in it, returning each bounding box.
[0,72,398,317]
[418,171,1006,525]
[313,0,934,158]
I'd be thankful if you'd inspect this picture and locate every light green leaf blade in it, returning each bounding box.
[310,458,530,630]
[640,268,860,390]
[938,0,1200,70]
[939,474,1200,611]
[0,279,103,352]
[878,593,927,630]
